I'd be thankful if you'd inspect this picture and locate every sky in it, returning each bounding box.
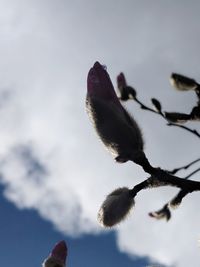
[0,0,200,266]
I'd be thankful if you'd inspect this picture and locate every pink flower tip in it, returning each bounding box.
[87,61,119,103]
[93,61,101,68]
[117,72,127,89]
[50,240,68,264]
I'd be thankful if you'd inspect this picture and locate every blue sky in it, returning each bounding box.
[0,184,152,266]
[0,1,200,267]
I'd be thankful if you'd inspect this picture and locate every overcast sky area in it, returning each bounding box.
[0,0,200,266]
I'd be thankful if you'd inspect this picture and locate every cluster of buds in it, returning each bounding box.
[116,71,200,124]
[86,61,200,227]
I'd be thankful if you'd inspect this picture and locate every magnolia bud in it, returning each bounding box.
[86,62,144,163]
[170,73,198,91]
[151,98,162,113]
[98,187,135,227]
[165,112,191,123]
[149,205,171,221]
[42,241,67,267]
[117,72,137,101]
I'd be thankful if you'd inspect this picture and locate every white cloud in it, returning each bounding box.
[0,1,200,266]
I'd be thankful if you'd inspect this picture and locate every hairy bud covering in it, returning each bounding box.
[98,187,135,227]
[86,61,144,163]
[170,73,198,91]
[165,112,191,123]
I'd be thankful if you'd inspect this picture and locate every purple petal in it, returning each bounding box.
[117,72,127,89]
[87,61,120,104]
[50,240,68,265]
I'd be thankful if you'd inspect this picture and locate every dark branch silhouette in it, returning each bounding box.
[122,93,200,139]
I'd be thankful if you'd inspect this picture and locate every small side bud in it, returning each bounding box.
[165,112,191,123]
[151,98,162,113]
[98,187,135,227]
[127,86,137,99]
[117,73,137,100]
[149,205,171,221]
[117,72,127,89]
[170,73,198,91]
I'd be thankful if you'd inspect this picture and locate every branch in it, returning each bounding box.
[167,157,200,175]
[167,122,200,138]
[129,178,152,198]
[147,166,200,221]
[132,95,200,139]
[116,73,200,138]
[184,167,200,179]
[130,154,200,192]
[128,165,200,222]
[127,167,199,223]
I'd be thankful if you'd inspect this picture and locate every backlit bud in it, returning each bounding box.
[98,187,135,227]
[170,73,198,91]
[149,205,171,221]
[86,62,144,163]
[117,72,137,100]
[165,112,191,123]
[42,241,67,267]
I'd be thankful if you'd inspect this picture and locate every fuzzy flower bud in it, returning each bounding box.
[149,205,171,221]
[117,72,137,100]
[98,187,135,227]
[117,72,128,101]
[86,62,144,163]
[42,240,67,267]
[117,72,127,89]
[151,98,162,113]
[165,112,191,123]
[170,73,198,91]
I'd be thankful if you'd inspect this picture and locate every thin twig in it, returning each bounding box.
[168,158,200,175]
[129,178,151,198]
[134,97,160,115]
[132,96,200,139]
[167,122,200,138]
[184,167,200,179]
